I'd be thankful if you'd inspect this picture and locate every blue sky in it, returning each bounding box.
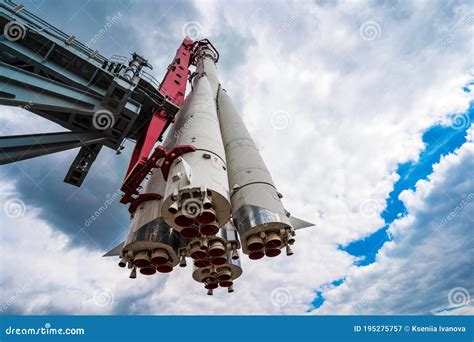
[343,106,474,267]
[310,105,474,311]
[0,0,473,315]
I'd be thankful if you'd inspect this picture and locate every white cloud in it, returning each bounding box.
[0,178,354,314]
[0,0,472,314]
[317,132,474,314]
[132,0,473,247]
[0,180,175,314]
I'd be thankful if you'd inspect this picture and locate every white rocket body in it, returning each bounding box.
[105,41,313,292]
[216,87,295,258]
[160,50,231,238]
[120,166,187,275]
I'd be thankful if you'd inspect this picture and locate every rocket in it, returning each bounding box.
[105,40,313,294]
[105,162,189,278]
[0,4,312,295]
[217,87,295,259]
[160,53,230,238]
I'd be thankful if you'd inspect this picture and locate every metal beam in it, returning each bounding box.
[0,39,107,96]
[0,1,191,188]
[64,143,103,187]
[0,62,103,115]
[0,62,140,149]
[0,131,106,164]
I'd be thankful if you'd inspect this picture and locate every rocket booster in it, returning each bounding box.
[106,39,312,293]
[161,47,230,239]
[108,160,242,292]
[192,222,242,294]
[217,87,295,259]
[116,165,188,277]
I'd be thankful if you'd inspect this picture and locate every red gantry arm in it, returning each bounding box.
[120,37,195,206]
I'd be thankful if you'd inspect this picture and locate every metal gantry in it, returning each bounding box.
[0,0,193,190]
[0,1,314,293]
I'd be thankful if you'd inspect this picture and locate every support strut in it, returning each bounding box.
[0,131,106,164]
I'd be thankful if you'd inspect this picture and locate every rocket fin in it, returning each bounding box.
[289,216,315,230]
[103,241,124,257]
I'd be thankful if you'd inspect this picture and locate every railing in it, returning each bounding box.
[109,55,128,65]
[1,0,108,65]
[140,70,161,89]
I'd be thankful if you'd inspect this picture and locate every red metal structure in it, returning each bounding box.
[120,37,195,207]
[119,38,220,213]
[0,1,219,214]
[0,1,314,293]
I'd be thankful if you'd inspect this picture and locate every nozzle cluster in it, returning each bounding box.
[167,191,219,238]
[119,247,177,276]
[246,227,295,260]
[111,43,306,295]
[193,261,242,295]
[117,218,296,295]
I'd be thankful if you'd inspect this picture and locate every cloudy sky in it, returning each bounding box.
[0,0,473,315]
